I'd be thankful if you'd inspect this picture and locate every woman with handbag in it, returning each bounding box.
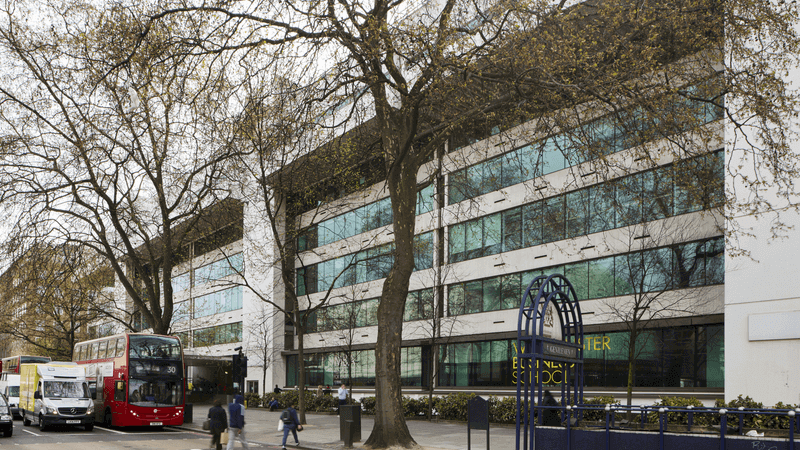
[207,400,228,450]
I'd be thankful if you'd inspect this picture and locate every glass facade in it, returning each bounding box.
[448,89,723,205]
[447,236,723,315]
[298,184,435,252]
[297,232,434,295]
[193,322,243,347]
[193,286,244,318]
[194,253,244,286]
[449,151,724,263]
[286,346,425,387]
[438,324,723,387]
[305,288,434,333]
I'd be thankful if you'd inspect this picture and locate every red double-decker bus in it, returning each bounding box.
[1,355,52,374]
[73,333,185,427]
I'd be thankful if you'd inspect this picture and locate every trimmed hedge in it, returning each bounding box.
[249,391,799,429]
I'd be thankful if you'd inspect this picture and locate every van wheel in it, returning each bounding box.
[84,424,93,431]
[23,416,31,426]
[38,415,47,431]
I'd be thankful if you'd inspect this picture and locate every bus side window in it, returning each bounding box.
[116,338,125,358]
[114,380,126,402]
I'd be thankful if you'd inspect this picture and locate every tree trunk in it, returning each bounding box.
[364,132,419,448]
[625,328,638,421]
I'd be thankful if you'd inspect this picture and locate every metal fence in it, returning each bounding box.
[531,404,799,450]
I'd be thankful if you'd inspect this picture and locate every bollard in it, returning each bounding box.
[604,405,611,450]
[719,409,728,450]
[658,408,665,450]
[738,407,744,435]
[687,405,693,432]
[789,410,795,450]
[343,420,353,448]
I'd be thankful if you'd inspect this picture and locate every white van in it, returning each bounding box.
[0,374,20,419]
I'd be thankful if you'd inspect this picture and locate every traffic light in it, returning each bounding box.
[232,354,241,380]
[239,356,248,378]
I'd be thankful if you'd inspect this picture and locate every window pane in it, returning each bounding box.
[588,257,615,299]
[564,261,588,301]
[614,254,636,296]
[483,277,502,312]
[465,281,483,314]
[449,223,465,263]
[541,196,565,243]
[449,170,467,204]
[448,284,465,316]
[502,208,523,252]
[615,174,641,228]
[465,220,483,260]
[483,213,502,257]
[501,273,522,310]
[642,169,673,221]
[589,183,616,233]
[565,189,588,238]
[642,247,672,292]
[541,136,566,175]
[523,202,543,247]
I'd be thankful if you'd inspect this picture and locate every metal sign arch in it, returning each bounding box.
[516,273,584,450]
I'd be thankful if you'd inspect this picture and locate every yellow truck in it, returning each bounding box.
[20,362,94,431]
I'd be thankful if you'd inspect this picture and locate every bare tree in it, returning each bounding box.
[0,241,111,360]
[0,2,245,335]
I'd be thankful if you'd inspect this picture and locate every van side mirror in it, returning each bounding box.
[34,391,41,399]
[91,391,97,400]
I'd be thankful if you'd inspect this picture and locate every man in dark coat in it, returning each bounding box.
[281,403,302,450]
[542,390,562,426]
[207,400,228,450]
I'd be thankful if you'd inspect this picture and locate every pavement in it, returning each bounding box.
[180,402,517,450]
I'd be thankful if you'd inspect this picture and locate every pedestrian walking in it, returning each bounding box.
[227,394,249,449]
[280,403,302,449]
[338,384,349,406]
[207,400,227,450]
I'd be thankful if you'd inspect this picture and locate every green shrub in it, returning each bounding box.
[581,396,620,422]
[243,392,261,408]
[360,396,376,415]
[402,396,430,417]
[488,396,517,424]
[647,396,707,425]
[434,392,476,421]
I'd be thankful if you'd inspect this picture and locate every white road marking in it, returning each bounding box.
[22,429,41,436]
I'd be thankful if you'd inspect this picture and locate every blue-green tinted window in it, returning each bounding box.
[193,322,242,347]
[439,340,514,387]
[583,324,724,388]
[194,253,243,286]
[297,232,434,295]
[447,151,723,264]
[447,237,724,315]
[299,185,434,252]
[447,83,723,206]
[193,286,243,318]
[172,272,191,293]
[288,346,425,387]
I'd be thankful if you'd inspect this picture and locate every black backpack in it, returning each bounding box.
[280,409,292,423]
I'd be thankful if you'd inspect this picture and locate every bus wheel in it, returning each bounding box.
[104,410,112,427]
[38,415,47,431]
